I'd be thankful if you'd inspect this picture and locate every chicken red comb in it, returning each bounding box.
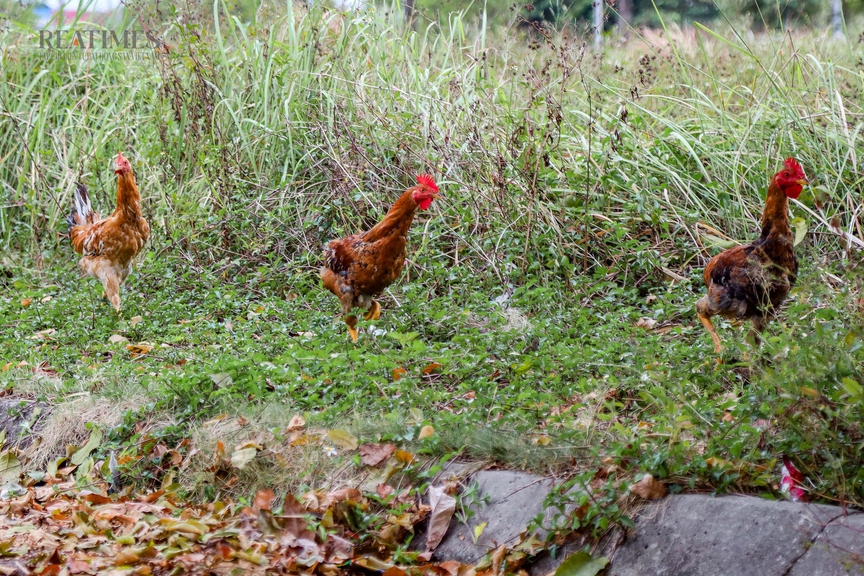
[417,174,438,192]
[784,157,804,176]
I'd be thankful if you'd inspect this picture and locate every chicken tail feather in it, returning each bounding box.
[67,182,94,232]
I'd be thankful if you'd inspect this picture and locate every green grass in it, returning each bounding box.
[1,0,863,517]
[2,249,863,509]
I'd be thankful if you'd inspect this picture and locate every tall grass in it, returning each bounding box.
[0,1,862,284]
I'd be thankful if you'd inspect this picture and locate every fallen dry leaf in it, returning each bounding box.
[126,343,154,357]
[254,489,276,511]
[425,484,456,552]
[394,449,415,464]
[531,435,551,446]
[377,484,395,499]
[328,487,361,503]
[491,543,507,576]
[635,317,657,330]
[327,429,358,450]
[359,443,396,467]
[629,473,666,500]
[287,414,306,431]
[418,426,435,440]
[423,362,443,375]
[230,446,258,469]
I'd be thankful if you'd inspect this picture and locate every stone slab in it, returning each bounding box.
[607,495,845,576]
[420,470,556,564]
[789,512,864,576]
[0,398,45,448]
[414,469,863,575]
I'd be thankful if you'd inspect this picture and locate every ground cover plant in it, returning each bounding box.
[1,0,864,571]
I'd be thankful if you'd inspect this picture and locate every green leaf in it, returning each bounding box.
[75,456,95,484]
[842,377,862,397]
[71,428,102,466]
[0,450,22,482]
[701,233,737,249]
[408,407,424,424]
[47,458,60,478]
[514,361,533,375]
[210,373,234,387]
[553,552,609,576]
[473,521,487,543]
[791,218,807,247]
[693,23,756,58]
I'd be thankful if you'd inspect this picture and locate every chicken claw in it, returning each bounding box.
[345,315,359,343]
[364,300,381,321]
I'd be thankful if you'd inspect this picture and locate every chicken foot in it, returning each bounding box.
[345,301,380,342]
[345,315,359,343]
[364,300,381,321]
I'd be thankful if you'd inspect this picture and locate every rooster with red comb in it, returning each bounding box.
[321,174,440,342]
[696,158,807,353]
[67,153,150,313]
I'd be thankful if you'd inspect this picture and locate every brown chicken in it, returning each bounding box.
[321,174,440,342]
[696,157,808,352]
[67,153,150,313]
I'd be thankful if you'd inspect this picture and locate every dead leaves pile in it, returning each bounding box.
[0,472,453,576]
[0,419,617,576]
[0,426,474,576]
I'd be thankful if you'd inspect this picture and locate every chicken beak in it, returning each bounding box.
[796,178,808,186]
[431,193,441,200]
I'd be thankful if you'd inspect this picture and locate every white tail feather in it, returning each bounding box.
[74,183,91,218]
[67,182,93,231]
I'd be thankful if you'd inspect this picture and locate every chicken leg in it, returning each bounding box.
[82,258,123,313]
[345,314,359,343]
[697,312,723,353]
[747,315,770,348]
[364,300,381,321]
[696,295,723,353]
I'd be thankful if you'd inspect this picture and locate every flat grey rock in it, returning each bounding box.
[421,470,556,564]
[607,495,845,576]
[788,512,864,576]
[415,469,863,576]
[0,398,45,448]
